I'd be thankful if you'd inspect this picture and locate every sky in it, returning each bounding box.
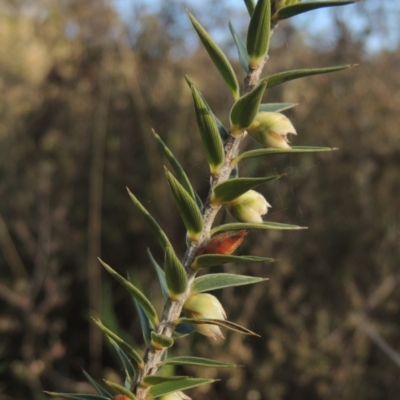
[112,0,399,55]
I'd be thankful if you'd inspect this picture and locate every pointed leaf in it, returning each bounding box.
[164,244,188,299]
[103,380,136,400]
[233,146,338,165]
[92,318,144,369]
[151,331,174,350]
[165,169,203,241]
[143,376,188,387]
[273,1,356,23]
[149,378,215,398]
[108,338,136,387]
[187,11,239,99]
[134,299,153,345]
[266,65,354,89]
[247,0,271,68]
[211,221,306,235]
[229,22,249,74]
[82,370,111,398]
[44,393,110,400]
[180,317,259,336]
[211,175,281,205]
[189,83,225,174]
[192,273,267,293]
[259,102,298,112]
[148,248,168,299]
[192,254,275,270]
[230,79,268,134]
[160,356,236,368]
[126,188,170,250]
[153,129,198,204]
[244,0,256,16]
[99,259,159,327]
[174,323,196,337]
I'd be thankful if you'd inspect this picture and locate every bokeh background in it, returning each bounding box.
[1,1,400,399]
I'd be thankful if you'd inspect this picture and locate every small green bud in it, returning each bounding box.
[247,111,296,149]
[183,293,227,340]
[226,190,271,223]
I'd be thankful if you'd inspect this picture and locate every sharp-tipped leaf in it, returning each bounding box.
[151,331,174,350]
[211,221,306,235]
[247,0,271,68]
[192,254,275,270]
[187,11,239,99]
[148,249,168,299]
[134,298,153,345]
[143,376,189,387]
[165,169,203,241]
[149,378,215,398]
[192,273,267,293]
[92,318,144,369]
[108,338,136,387]
[82,370,111,398]
[233,146,338,165]
[259,102,298,112]
[44,393,110,400]
[160,356,236,368]
[104,380,136,400]
[153,129,198,203]
[180,317,259,336]
[99,259,159,327]
[230,79,268,134]
[273,1,356,23]
[266,65,354,89]
[244,0,256,16]
[211,175,281,205]
[229,22,249,74]
[127,188,170,250]
[189,84,225,175]
[164,245,188,299]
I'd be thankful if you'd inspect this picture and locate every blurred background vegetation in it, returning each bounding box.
[1,1,399,399]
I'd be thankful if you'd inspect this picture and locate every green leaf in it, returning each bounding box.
[266,65,355,89]
[247,0,271,68]
[189,82,225,175]
[99,259,159,328]
[192,254,275,270]
[259,102,298,112]
[273,1,356,23]
[152,129,198,203]
[126,188,170,250]
[108,338,136,387]
[211,221,306,235]
[92,318,144,369]
[192,273,267,293]
[233,146,338,165]
[180,317,259,336]
[187,11,240,99]
[151,331,174,349]
[104,380,136,400]
[82,370,111,398]
[143,376,188,387]
[244,0,256,16]
[44,393,110,400]
[230,79,268,134]
[165,169,203,241]
[164,245,188,299]
[148,248,168,299]
[149,378,215,398]
[134,298,153,345]
[229,21,249,74]
[160,356,236,368]
[211,175,281,205]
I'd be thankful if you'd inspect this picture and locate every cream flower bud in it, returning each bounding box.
[226,190,271,223]
[247,112,297,149]
[183,293,227,340]
[160,391,191,400]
